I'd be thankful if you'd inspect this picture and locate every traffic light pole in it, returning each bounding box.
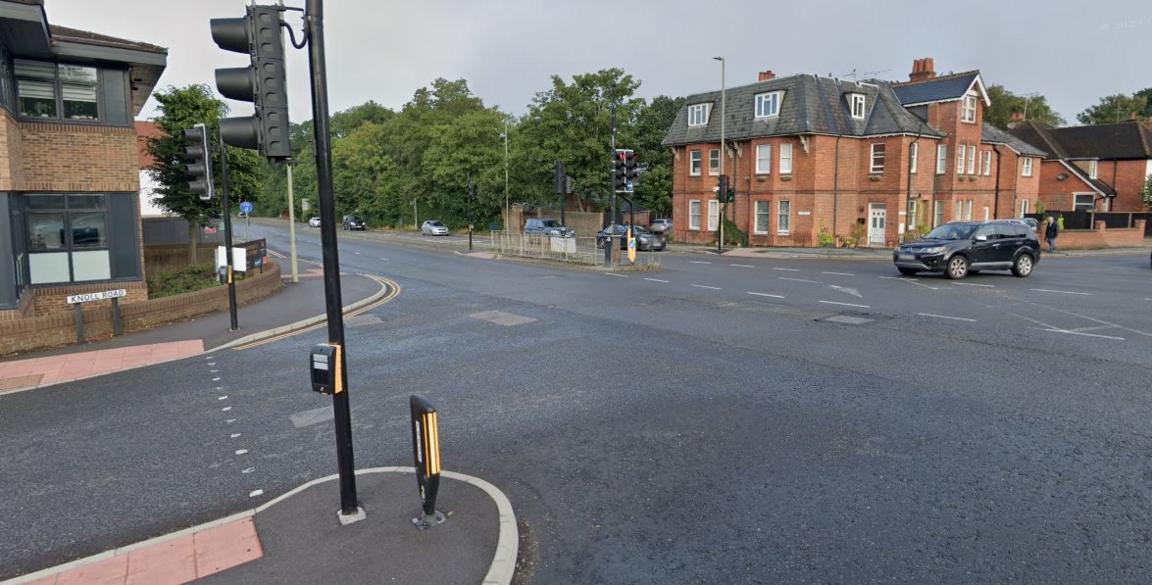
[605,104,617,267]
[306,0,359,520]
[218,134,239,331]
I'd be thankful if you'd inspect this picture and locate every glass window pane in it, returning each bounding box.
[14,60,56,80]
[67,195,106,210]
[71,250,111,281]
[29,252,71,284]
[63,83,98,120]
[70,212,107,248]
[26,194,65,210]
[29,213,66,250]
[58,65,97,84]
[17,79,57,117]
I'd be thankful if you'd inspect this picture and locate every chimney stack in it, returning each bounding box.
[908,58,936,82]
[758,70,776,82]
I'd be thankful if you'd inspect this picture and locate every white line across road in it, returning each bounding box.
[730,264,755,268]
[692,284,722,290]
[689,260,712,265]
[1031,288,1093,296]
[822,271,855,276]
[819,301,871,309]
[773,267,801,272]
[918,313,978,323]
[644,278,669,283]
[951,282,995,288]
[1043,329,1126,341]
[604,273,628,278]
[779,277,819,283]
[747,292,785,299]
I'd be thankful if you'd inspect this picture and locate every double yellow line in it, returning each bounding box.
[233,274,401,350]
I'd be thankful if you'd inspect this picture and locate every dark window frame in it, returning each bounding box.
[13,59,103,124]
[25,194,111,285]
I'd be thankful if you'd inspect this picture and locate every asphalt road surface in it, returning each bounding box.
[3,222,1152,584]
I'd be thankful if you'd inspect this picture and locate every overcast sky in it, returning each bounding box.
[40,0,1152,124]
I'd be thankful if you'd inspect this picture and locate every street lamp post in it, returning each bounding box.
[713,56,726,253]
[503,120,510,230]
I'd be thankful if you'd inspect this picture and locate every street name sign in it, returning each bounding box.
[67,289,127,304]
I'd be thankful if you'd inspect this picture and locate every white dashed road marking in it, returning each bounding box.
[779,277,818,283]
[822,271,855,276]
[218,396,229,400]
[221,406,233,412]
[242,467,255,474]
[1031,288,1093,296]
[692,284,722,290]
[747,292,785,299]
[689,260,712,265]
[1043,329,1125,341]
[951,282,995,288]
[918,313,978,323]
[644,278,669,283]
[235,449,248,455]
[819,301,871,309]
[604,273,628,278]
[730,264,755,268]
[230,433,242,438]
[773,267,801,272]
[249,489,264,498]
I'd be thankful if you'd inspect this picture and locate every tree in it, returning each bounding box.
[1077,93,1149,125]
[984,85,1065,129]
[632,95,685,216]
[1141,176,1152,209]
[422,108,509,226]
[1135,88,1152,119]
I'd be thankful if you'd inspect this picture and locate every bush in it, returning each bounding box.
[147,263,220,299]
[817,227,835,248]
[722,217,747,247]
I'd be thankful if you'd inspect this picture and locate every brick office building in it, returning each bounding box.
[663,59,1046,248]
[1010,121,1152,212]
[0,0,167,317]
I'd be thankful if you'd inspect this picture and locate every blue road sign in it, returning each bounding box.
[239,201,254,214]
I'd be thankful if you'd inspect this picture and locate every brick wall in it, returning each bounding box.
[0,262,282,356]
[1056,220,1147,250]
[0,109,24,191]
[30,281,150,317]
[17,121,139,192]
[1103,159,1150,211]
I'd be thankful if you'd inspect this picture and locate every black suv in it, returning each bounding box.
[894,220,1041,279]
[341,215,366,231]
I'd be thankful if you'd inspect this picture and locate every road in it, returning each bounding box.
[3,221,1152,583]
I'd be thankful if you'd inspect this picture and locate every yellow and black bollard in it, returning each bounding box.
[410,394,444,529]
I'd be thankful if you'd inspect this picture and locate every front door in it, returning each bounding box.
[868,204,887,247]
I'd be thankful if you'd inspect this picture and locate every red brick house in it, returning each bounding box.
[663,59,1046,247]
[1010,121,1152,212]
[0,0,167,317]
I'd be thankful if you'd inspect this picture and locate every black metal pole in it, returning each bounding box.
[606,104,617,267]
[467,173,474,252]
[306,0,358,517]
[218,133,239,332]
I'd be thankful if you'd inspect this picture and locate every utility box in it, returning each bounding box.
[310,344,341,395]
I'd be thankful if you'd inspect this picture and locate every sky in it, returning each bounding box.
[38,0,1152,124]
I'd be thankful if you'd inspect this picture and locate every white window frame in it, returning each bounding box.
[954,200,963,221]
[850,94,866,119]
[708,148,720,176]
[961,95,978,123]
[690,150,702,176]
[1022,157,1033,177]
[777,200,791,235]
[967,146,977,175]
[1088,160,1098,179]
[755,144,772,174]
[956,144,966,174]
[687,103,711,127]
[754,91,783,119]
[870,143,886,174]
[981,150,992,176]
[1020,198,1030,217]
[1073,193,1095,211]
[983,206,990,221]
[707,200,720,231]
[965,199,974,220]
[779,143,793,174]
[934,200,944,227]
[936,144,947,175]
[910,142,919,174]
[754,201,770,235]
[689,200,701,230]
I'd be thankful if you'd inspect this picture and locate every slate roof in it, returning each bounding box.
[980,123,1047,157]
[50,25,167,54]
[1008,122,1067,159]
[1061,160,1117,196]
[662,74,944,147]
[1045,122,1152,160]
[892,71,981,106]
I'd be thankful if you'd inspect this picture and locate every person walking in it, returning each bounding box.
[1044,216,1059,253]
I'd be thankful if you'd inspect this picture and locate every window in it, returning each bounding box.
[982,150,992,176]
[689,200,701,230]
[961,95,978,123]
[26,194,110,284]
[983,206,990,221]
[708,149,720,175]
[936,144,947,175]
[756,144,772,174]
[779,143,793,174]
[1074,194,1095,211]
[934,201,944,227]
[965,199,973,220]
[956,144,966,174]
[1020,199,1030,217]
[954,200,963,220]
[687,103,711,127]
[870,143,886,174]
[690,150,702,176]
[967,146,976,175]
[708,200,720,231]
[1022,157,1034,177]
[15,60,99,121]
[754,201,770,234]
[909,199,919,228]
[850,94,866,119]
[1088,160,1098,179]
[777,200,791,235]
[909,142,919,174]
[754,91,782,118]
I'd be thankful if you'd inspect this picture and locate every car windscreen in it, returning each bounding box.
[429,221,444,226]
[925,224,978,240]
[541,220,560,227]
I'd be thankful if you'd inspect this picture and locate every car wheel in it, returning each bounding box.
[1012,253,1035,278]
[897,267,918,276]
[945,255,969,280]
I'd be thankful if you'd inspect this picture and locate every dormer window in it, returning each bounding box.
[687,103,711,127]
[961,94,978,123]
[754,91,783,119]
[850,94,866,119]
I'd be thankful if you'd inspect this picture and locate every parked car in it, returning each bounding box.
[308,216,321,227]
[1020,217,1038,232]
[342,215,367,230]
[523,218,574,238]
[649,218,673,234]
[596,224,666,251]
[421,220,449,236]
[893,220,1040,279]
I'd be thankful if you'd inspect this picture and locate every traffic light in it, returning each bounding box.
[625,150,638,186]
[184,123,213,201]
[467,180,477,201]
[553,160,566,195]
[613,149,629,192]
[717,174,727,204]
[211,5,291,160]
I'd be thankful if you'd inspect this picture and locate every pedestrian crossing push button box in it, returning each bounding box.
[310,344,342,395]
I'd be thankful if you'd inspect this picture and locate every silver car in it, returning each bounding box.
[308,216,321,227]
[421,220,449,236]
[649,218,672,234]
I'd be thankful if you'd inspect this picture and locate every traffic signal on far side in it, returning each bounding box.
[613,150,628,192]
[184,123,213,201]
[624,150,638,184]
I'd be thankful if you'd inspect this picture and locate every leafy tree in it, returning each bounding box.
[332,122,403,223]
[633,95,685,216]
[1141,176,1152,208]
[148,85,265,262]
[422,108,509,226]
[1136,88,1152,119]
[985,85,1064,129]
[1077,93,1149,125]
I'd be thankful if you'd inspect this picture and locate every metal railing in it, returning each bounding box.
[490,232,663,268]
